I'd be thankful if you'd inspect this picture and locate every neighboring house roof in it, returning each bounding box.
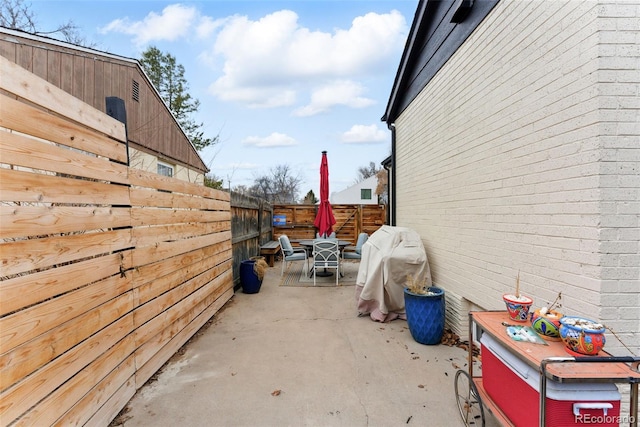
[382,0,499,126]
[331,176,379,205]
[0,27,208,173]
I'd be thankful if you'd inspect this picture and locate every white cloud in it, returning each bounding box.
[101,5,408,111]
[242,132,297,148]
[341,124,388,144]
[207,9,407,109]
[100,4,200,46]
[196,16,226,39]
[293,80,375,117]
[211,77,297,108]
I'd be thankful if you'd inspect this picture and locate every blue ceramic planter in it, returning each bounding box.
[240,260,262,294]
[404,287,445,345]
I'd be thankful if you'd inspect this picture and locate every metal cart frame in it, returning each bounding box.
[455,311,640,427]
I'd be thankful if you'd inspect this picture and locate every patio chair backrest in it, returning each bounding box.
[279,235,294,256]
[313,240,340,267]
[316,232,336,239]
[355,233,369,254]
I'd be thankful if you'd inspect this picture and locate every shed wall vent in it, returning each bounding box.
[132,79,140,102]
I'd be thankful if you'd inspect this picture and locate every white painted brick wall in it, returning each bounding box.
[394,0,639,362]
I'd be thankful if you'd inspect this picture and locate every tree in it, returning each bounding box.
[204,173,224,190]
[232,184,249,195]
[248,164,302,204]
[375,168,388,205]
[356,161,381,183]
[139,46,217,151]
[303,190,318,204]
[1,0,94,46]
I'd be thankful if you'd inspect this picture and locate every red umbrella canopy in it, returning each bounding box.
[314,151,336,237]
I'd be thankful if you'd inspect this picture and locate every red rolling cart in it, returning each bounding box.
[455,311,640,427]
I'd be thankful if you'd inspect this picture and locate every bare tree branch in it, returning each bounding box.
[0,0,36,31]
[1,0,96,47]
[248,164,302,203]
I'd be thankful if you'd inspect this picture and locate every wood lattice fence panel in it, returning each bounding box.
[0,56,233,426]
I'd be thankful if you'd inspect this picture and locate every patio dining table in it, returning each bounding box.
[299,239,352,277]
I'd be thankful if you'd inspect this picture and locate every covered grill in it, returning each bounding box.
[355,226,432,322]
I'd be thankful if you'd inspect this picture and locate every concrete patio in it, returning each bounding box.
[113,260,496,427]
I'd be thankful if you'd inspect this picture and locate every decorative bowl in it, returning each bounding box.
[503,294,533,322]
[530,308,563,341]
[559,316,606,356]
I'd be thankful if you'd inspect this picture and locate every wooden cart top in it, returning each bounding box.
[472,311,640,383]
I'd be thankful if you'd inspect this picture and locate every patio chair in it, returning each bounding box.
[343,232,368,261]
[278,234,309,276]
[312,240,341,286]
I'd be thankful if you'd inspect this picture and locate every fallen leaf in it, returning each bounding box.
[271,389,281,396]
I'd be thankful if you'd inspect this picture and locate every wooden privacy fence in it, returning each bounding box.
[273,204,386,242]
[0,56,233,425]
[227,201,385,278]
[230,192,272,286]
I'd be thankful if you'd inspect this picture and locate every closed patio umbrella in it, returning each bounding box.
[314,151,336,238]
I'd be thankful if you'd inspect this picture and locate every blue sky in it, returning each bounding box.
[29,0,418,198]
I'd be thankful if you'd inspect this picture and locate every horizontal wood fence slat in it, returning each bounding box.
[1,228,133,277]
[0,205,132,239]
[128,168,230,200]
[0,94,128,165]
[129,207,230,227]
[1,313,135,423]
[0,167,131,205]
[0,56,233,426]
[0,129,129,183]
[0,272,132,356]
[131,221,230,248]
[0,56,125,142]
[13,337,137,427]
[130,187,229,211]
[133,250,231,307]
[0,253,124,316]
